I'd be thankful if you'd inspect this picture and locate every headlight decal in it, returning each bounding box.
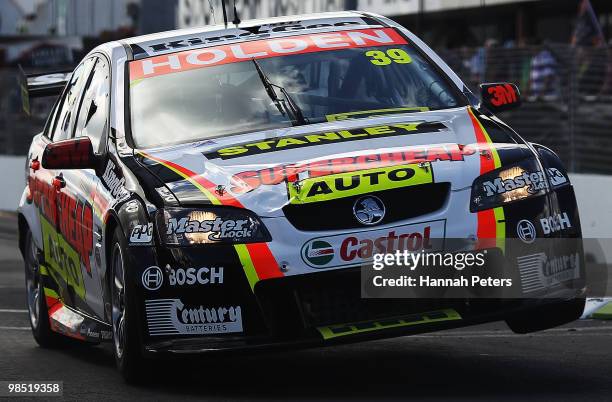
[138,151,283,291]
[468,107,506,245]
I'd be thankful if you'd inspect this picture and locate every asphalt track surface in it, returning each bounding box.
[1,212,611,401]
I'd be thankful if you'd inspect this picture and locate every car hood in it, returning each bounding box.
[136,106,531,217]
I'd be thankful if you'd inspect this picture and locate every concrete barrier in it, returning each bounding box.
[0,156,25,212]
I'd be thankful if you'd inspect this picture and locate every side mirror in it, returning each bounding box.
[42,137,97,170]
[480,82,521,113]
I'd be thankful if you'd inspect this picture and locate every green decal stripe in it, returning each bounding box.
[317,309,461,340]
[233,244,259,291]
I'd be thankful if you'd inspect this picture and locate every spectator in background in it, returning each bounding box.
[530,40,561,100]
[466,39,498,85]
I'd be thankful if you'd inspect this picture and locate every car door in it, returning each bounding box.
[68,55,113,320]
[42,57,96,313]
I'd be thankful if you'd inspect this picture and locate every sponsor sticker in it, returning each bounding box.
[516,220,537,244]
[101,160,129,200]
[130,28,407,81]
[40,214,86,299]
[540,212,572,235]
[142,266,163,291]
[205,122,446,160]
[231,143,470,194]
[145,299,243,336]
[168,267,224,286]
[166,216,253,241]
[288,163,433,204]
[482,170,546,197]
[301,220,445,269]
[130,223,153,244]
[516,252,581,292]
[546,167,568,187]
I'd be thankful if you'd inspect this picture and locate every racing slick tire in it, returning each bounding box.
[505,298,586,334]
[24,229,65,348]
[110,227,149,383]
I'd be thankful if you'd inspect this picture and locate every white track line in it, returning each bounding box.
[407,326,612,339]
[0,326,29,331]
[0,309,27,313]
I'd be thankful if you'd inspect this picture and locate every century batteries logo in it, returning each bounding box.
[166,217,253,240]
[145,299,243,336]
[301,220,445,269]
[482,171,546,197]
[288,163,433,204]
[204,122,446,160]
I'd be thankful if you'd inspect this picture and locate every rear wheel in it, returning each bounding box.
[110,227,148,383]
[24,229,63,348]
[506,298,585,334]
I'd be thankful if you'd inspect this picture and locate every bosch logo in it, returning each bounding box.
[516,220,537,244]
[353,196,386,226]
[142,266,163,291]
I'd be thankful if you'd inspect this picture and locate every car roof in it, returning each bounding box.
[120,11,388,60]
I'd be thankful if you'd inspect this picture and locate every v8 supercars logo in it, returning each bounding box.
[301,220,445,269]
[288,163,433,204]
[145,299,243,336]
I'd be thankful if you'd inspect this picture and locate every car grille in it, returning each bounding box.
[256,269,452,329]
[282,182,450,231]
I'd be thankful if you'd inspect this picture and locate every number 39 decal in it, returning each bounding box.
[365,48,413,66]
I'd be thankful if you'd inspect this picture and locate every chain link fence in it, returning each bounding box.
[1,44,611,174]
[440,44,612,174]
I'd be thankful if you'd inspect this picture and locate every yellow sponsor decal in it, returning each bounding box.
[40,214,85,300]
[317,309,461,340]
[364,48,413,66]
[287,163,433,204]
[204,121,445,160]
[326,107,429,122]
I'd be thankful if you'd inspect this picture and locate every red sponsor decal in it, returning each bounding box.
[129,28,408,81]
[487,84,517,107]
[341,227,433,262]
[30,175,94,275]
[231,144,475,193]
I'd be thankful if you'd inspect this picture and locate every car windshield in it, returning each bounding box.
[129,28,463,148]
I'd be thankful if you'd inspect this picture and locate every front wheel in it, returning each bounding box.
[110,227,148,383]
[506,298,585,334]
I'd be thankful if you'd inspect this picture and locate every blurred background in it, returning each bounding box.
[1,0,611,214]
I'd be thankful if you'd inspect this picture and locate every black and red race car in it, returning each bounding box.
[17,11,585,382]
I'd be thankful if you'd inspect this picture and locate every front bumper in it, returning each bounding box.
[131,185,585,355]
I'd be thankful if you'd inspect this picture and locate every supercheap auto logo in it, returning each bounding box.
[204,122,446,160]
[287,163,433,204]
[230,143,474,194]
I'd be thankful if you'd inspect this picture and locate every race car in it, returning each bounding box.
[17,11,586,382]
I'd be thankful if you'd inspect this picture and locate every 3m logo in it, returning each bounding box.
[481,82,521,112]
[487,84,517,107]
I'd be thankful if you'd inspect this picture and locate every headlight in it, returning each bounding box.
[156,207,271,246]
[471,158,548,212]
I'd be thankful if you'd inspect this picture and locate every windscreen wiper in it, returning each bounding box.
[252,58,308,126]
